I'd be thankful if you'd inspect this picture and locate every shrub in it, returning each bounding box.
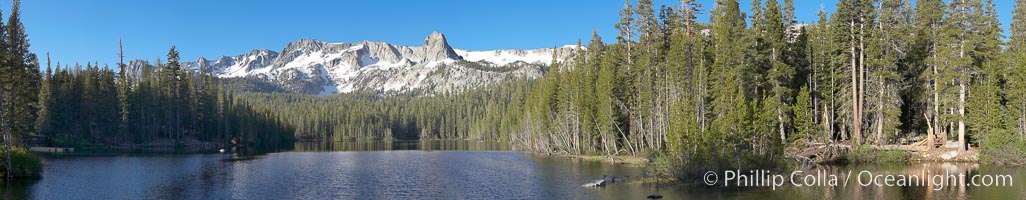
[649,153,672,178]
[0,147,43,179]
[978,129,1026,165]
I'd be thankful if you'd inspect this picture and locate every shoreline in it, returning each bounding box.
[531,152,651,165]
[32,139,988,166]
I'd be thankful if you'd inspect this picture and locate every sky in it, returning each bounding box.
[0,0,1014,68]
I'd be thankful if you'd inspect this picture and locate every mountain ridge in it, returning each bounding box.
[127,32,580,95]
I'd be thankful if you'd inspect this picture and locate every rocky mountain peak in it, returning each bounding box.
[215,56,233,65]
[168,33,579,95]
[421,32,461,62]
[283,39,328,53]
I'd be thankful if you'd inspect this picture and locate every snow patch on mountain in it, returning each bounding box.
[455,49,552,66]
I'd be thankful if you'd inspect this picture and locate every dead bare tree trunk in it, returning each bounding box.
[931,54,939,148]
[877,78,885,146]
[958,81,966,152]
[850,16,862,145]
[858,15,866,146]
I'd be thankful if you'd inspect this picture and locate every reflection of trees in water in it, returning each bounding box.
[217,145,275,162]
[292,140,512,151]
[781,163,1004,199]
[821,162,1018,199]
[145,156,233,199]
[1,179,38,199]
[11,150,1023,199]
[900,162,978,199]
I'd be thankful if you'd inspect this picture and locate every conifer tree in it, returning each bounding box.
[586,30,607,154]
[808,9,836,142]
[915,0,946,148]
[1,0,40,145]
[667,0,704,157]
[865,0,909,145]
[596,44,620,157]
[963,0,1006,147]
[1009,0,1026,138]
[945,0,970,151]
[757,0,794,144]
[830,0,873,145]
[793,86,817,141]
[36,53,54,138]
[710,0,751,159]
[616,0,634,66]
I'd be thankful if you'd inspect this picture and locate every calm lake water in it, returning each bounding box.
[4,140,1025,199]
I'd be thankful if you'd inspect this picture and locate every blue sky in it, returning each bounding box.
[0,0,1014,67]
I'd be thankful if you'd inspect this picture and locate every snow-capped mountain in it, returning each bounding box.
[157,32,579,95]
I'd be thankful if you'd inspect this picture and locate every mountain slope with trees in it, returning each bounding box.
[0,1,295,177]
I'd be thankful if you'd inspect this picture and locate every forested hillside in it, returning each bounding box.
[235,78,531,141]
[0,0,294,152]
[518,0,1026,168]
[520,0,1026,169]
[35,45,294,149]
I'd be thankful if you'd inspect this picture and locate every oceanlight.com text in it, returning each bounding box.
[702,170,1013,190]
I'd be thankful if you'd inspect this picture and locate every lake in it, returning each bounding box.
[3,140,1025,199]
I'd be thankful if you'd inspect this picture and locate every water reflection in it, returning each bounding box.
[292,140,512,151]
[3,141,1024,199]
[0,179,36,199]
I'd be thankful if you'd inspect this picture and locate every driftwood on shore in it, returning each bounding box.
[790,140,927,163]
[790,142,847,163]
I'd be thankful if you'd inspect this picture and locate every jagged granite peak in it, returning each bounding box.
[176,32,579,95]
[214,56,233,67]
[127,59,151,68]
[420,31,462,62]
[124,59,153,79]
[193,57,211,72]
